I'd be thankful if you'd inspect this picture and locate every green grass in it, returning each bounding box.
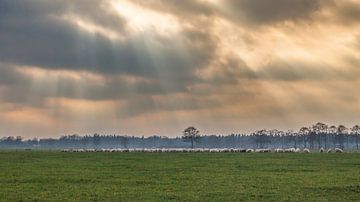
[0,151,359,201]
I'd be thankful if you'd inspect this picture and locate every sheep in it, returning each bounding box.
[255,149,270,153]
[177,148,185,153]
[284,148,295,153]
[246,149,254,153]
[223,148,230,153]
[335,148,344,153]
[239,149,247,153]
[327,149,332,153]
[319,148,324,153]
[275,148,284,153]
[295,148,301,153]
[303,148,310,153]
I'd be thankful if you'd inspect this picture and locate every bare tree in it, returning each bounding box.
[254,129,270,149]
[287,130,297,149]
[183,126,201,149]
[93,133,101,148]
[337,125,347,149]
[351,125,360,150]
[312,122,328,149]
[299,127,310,148]
[328,125,337,148]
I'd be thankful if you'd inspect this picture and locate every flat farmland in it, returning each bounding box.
[0,151,359,201]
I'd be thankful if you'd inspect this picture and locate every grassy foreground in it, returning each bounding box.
[0,151,359,201]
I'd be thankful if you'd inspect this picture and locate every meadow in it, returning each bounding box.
[0,151,359,201]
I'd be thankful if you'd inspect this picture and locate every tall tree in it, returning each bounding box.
[254,129,270,149]
[287,130,297,149]
[312,122,328,149]
[93,133,101,148]
[183,126,201,149]
[337,125,347,149]
[299,127,310,148]
[328,125,337,148]
[351,125,360,150]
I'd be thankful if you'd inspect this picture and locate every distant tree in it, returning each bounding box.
[182,126,201,149]
[312,122,328,149]
[337,125,347,149]
[351,125,360,150]
[121,136,129,149]
[15,136,23,146]
[299,127,310,148]
[287,130,298,149]
[254,129,270,149]
[328,125,337,148]
[93,133,101,148]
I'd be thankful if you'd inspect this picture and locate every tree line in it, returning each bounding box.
[0,123,359,150]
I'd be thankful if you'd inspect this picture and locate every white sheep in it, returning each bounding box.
[263,149,269,153]
[303,148,310,153]
[255,149,270,153]
[335,148,344,153]
[319,148,324,153]
[246,149,254,153]
[284,148,295,153]
[327,149,332,153]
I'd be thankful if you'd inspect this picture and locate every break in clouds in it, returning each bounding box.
[0,0,359,137]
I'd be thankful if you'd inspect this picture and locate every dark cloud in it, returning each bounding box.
[131,0,327,26]
[336,1,360,24]
[0,0,216,81]
[258,60,360,81]
[222,0,322,24]
[0,0,126,31]
[0,64,192,107]
[0,64,26,85]
[206,56,360,84]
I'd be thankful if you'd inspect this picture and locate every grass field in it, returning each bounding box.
[0,151,359,201]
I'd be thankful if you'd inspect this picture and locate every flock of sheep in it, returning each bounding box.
[62,147,344,153]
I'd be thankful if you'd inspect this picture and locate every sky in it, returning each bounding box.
[0,0,360,138]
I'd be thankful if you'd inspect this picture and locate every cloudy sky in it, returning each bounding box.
[0,0,359,138]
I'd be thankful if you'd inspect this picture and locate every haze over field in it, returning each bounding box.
[0,0,360,138]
